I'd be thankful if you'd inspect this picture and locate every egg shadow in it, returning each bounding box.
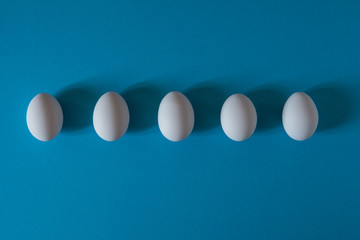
[307,83,354,132]
[55,85,100,132]
[122,84,164,133]
[184,83,228,133]
[246,85,288,133]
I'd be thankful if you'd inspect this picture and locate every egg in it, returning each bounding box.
[220,93,257,141]
[282,92,318,141]
[93,91,129,141]
[26,93,63,141]
[158,91,194,142]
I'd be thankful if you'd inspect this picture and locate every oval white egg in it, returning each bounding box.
[26,93,63,141]
[220,93,257,141]
[93,91,129,141]
[282,92,318,141]
[158,91,194,142]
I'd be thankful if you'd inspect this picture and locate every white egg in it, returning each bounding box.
[220,93,257,141]
[93,91,129,141]
[26,93,63,141]
[158,91,194,142]
[282,92,318,141]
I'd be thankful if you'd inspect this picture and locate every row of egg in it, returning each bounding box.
[26,91,318,142]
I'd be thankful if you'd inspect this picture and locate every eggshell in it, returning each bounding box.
[26,93,63,141]
[158,91,194,142]
[220,93,257,141]
[282,92,318,141]
[93,91,129,141]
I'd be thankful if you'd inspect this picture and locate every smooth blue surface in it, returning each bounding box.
[1,0,360,239]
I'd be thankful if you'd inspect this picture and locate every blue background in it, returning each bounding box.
[1,0,360,239]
